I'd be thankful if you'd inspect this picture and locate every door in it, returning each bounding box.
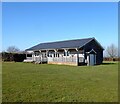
[90,54,95,66]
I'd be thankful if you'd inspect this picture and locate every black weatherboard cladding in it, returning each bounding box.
[84,39,104,65]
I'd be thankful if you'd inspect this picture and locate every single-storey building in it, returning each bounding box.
[24,37,104,66]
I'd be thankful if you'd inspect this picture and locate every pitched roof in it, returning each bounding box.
[26,37,102,51]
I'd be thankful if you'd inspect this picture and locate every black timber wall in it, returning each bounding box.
[83,39,103,65]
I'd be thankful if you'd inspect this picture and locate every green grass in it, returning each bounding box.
[2,62,118,102]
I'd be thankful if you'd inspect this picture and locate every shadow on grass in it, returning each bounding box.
[101,62,117,65]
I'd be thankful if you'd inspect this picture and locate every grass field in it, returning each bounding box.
[2,62,118,102]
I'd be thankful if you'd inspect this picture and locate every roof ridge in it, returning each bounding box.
[25,37,95,51]
[39,37,94,44]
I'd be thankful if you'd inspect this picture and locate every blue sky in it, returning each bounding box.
[2,2,118,51]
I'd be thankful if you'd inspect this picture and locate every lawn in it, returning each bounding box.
[2,62,118,102]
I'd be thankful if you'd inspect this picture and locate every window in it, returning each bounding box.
[54,53,55,57]
[67,51,70,56]
[44,53,46,58]
[64,51,69,56]
[35,52,39,56]
[58,53,59,57]
[48,52,53,57]
[47,52,49,57]
[27,54,32,57]
[50,54,52,57]
[64,51,66,56]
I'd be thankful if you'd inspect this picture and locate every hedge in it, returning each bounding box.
[2,52,26,62]
[103,57,120,61]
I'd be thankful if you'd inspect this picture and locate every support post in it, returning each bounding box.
[54,49,58,62]
[39,50,42,64]
[54,49,58,57]
[64,49,68,62]
[46,50,49,62]
[76,48,79,65]
[46,50,49,57]
[32,51,35,61]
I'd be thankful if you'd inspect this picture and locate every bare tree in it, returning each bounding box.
[106,44,118,58]
[7,46,20,53]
